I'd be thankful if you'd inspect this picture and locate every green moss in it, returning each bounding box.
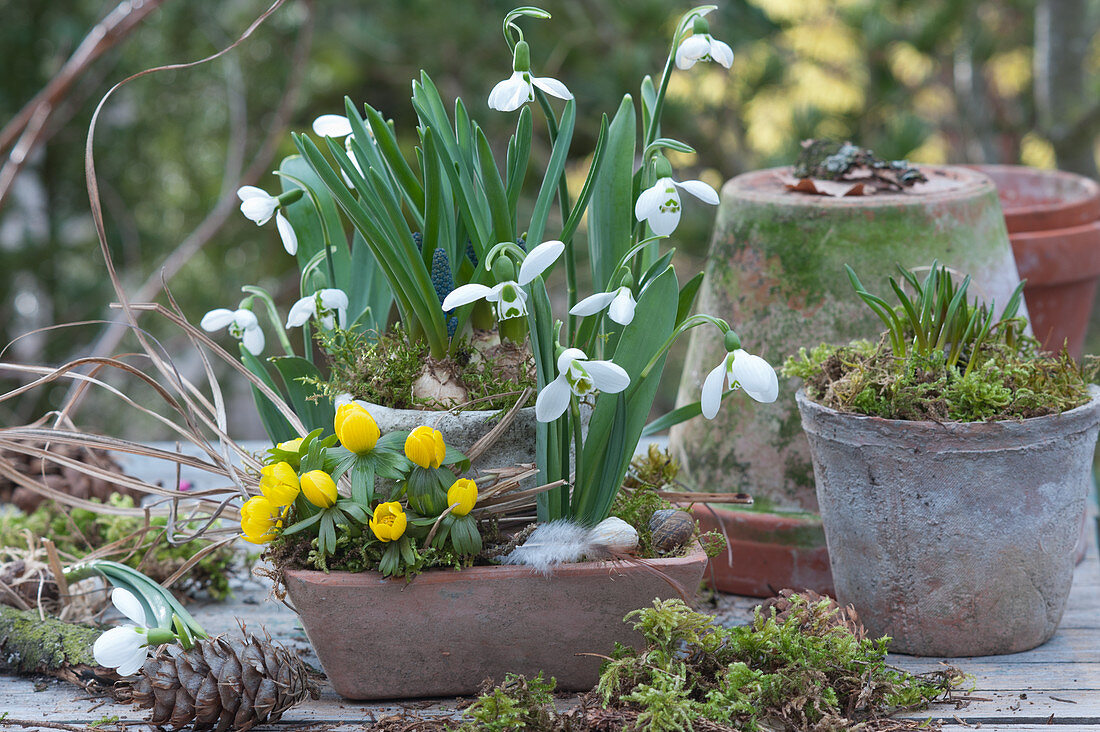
[784,339,1091,421]
[464,596,961,731]
[0,494,238,599]
[312,324,536,411]
[0,605,99,672]
[460,673,557,731]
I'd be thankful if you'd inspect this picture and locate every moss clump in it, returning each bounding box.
[459,597,961,731]
[0,605,100,673]
[460,673,557,731]
[0,493,238,599]
[784,339,1092,421]
[311,324,536,411]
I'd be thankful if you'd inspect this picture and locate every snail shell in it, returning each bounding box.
[648,509,694,553]
[590,516,640,554]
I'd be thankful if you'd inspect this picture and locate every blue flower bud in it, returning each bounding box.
[431,247,453,305]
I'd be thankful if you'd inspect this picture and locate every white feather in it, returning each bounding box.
[502,520,598,575]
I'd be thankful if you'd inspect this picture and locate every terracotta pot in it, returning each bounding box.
[284,545,708,699]
[796,387,1100,656]
[691,505,833,598]
[672,165,1027,515]
[967,165,1100,360]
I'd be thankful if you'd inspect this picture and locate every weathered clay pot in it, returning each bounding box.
[967,165,1100,359]
[283,545,708,699]
[672,165,1028,515]
[795,387,1100,656]
[690,505,833,598]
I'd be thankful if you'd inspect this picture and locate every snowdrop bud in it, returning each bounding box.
[277,188,304,207]
[724,329,741,352]
[513,40,531,72]
[492,254,517,282]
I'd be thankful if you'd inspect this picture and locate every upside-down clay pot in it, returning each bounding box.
[796,387,1100,656]
[283,545,708,699]
[967,165,1100,360]
[670,166,1027,596]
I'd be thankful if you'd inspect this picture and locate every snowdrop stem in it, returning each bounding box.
[646,5,717,147]
[242,286,295,355]
[277,171,337,286]
[638,314,729,382]
[570,396,584,490]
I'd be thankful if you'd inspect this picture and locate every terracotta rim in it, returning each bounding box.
[283,543,707,586]
[1011,220,1100,283]
[966,164,1100,233]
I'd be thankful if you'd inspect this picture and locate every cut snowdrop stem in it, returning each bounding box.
[637,314,729,383]
[241,285,295,356]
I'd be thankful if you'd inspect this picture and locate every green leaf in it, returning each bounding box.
[239,345,296,443]
[347,229,393,336]
[574,266,678,523]
[278,155,349,285]
[528,99,576,247]
[270,356,335,434]
[588,95,637,293]
[476,127,514,244]
[675,272,705,327]
[280,510,323,537]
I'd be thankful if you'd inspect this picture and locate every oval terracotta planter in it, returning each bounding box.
[284,545,708,699]
[968,165,1100,359]
[796,387,1100,657]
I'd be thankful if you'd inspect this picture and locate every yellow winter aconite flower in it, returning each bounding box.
[300,470,338,508]
[369,501,407,542]
[404,425,446,468]
[240,496,282,544]
[259,461,300,507]
[334,403,380,454]
[277,437,303,453]
[447,478,478,516]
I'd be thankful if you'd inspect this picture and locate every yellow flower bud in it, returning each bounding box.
[404,425,446,468]
[335,403,380,454]
[300,470,338,508]
[259,461,300,507]
[369,501,408,542]
[447,478,478,516]
[277,437,303,453]
[240,495,281,544]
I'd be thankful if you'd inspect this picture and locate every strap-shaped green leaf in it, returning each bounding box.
[270,356,335,434]
[588,95,636,294]
[528,99,576,247]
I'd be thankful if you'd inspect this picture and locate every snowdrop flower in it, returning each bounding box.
[700,346,778,419]
[92,588,152,676]
[570,286,637,326]
[535,348,630,422]
[488,41,572,112]
[635,176,719,237]
[675,15,734,70]
[236,186,300,256]
[312,114,370,184]
[442,240,564,320]
[200,308,265,355]
[286,288,349,330]
[312,114,353,138]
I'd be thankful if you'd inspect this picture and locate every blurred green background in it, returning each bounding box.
[2,0,1099,438]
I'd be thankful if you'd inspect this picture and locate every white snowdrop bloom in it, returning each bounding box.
[236,186,298,255]
[92,588,152,677]
[535,348,630,422]
[634,176,719,237]
[200,308,265,355]
[570,286,637,326]
[286,288,349,330]
[700,348,778,419]
[442,240,564,321]
[488,40,572,112]
[488,70,573,112]
[675,33,734,69]
[311,114,353,138]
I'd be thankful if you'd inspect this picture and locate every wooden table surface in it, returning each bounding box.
[1,441,1097,731]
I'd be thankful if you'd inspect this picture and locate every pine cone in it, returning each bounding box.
[131,632,319,731]
[757,589,867,641]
